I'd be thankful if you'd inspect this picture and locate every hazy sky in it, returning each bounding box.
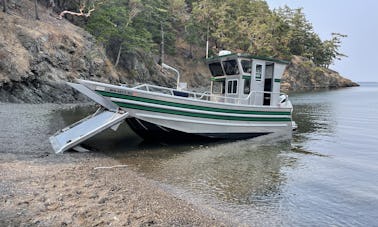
[265,0,378,82]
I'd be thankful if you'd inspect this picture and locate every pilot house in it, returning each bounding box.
[206,51,289,106]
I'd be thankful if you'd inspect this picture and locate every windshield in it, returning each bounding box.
[209,62,224,77]
[222,60,239,75]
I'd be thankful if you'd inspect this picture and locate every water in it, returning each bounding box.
[102,83,378,226]
[2,83,377,226]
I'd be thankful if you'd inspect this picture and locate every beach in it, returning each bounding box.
[0,104,224,226]
[0,153,223,226]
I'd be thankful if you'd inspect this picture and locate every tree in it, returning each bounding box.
[191,0,274,56]
[35,0,40,20]
[86,0,153,66]
[2,0,7,13]
[317,33,347,68]
[114,0,142,67]
[276,7,315,56]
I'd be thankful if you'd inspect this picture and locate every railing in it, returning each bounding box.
[130,83,289,106]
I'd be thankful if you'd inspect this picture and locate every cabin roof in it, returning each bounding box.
[206,53,290,65]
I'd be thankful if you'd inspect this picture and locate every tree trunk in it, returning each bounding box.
[34,0,40,20]
[2,0,7,13]
[189,44,193,59]
[115,45,122,67]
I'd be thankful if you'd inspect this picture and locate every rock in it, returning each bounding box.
[282,55,359,91]
[0,10,119,103]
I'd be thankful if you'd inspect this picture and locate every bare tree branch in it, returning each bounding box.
[57,1,102,20]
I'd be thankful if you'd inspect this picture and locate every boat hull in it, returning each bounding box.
[78,80,293,140]
[126,117,270,140]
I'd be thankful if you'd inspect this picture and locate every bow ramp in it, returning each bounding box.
[49,82,129,154]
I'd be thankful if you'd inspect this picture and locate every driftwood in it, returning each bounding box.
[57,3,96,19]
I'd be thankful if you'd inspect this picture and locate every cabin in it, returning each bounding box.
[206,51,288,106]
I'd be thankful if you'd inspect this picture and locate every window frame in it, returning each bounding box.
[212,80,225,94]
[209,62,224,77]
[227,79,238,94]
[241,59,252,74]
[243,78,251,94]
[255,64,262,81]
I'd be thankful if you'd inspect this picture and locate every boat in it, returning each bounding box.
[50,51,295,153]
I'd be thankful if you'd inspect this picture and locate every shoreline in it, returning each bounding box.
[0,103,226,226]
[0,151,224,226]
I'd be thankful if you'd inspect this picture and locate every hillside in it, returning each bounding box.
[0,1,358,103]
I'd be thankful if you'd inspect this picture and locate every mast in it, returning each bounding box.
[206,23,209,59]
[161,22,164,65]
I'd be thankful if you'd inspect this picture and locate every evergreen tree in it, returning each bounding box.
[81,0,346,68]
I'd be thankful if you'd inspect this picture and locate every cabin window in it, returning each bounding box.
[255,64,262,80]
[244,78,251,94]
[241,60,252,73]
[212,80,225,94]
[209,62,224,77]
[222,60,239,75]
[227,80,238,94]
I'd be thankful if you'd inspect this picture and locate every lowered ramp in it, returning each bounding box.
[50,108,129,154]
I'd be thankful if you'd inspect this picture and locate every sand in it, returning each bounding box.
[0,151,224,226]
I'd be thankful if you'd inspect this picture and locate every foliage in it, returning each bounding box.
[80,0,346,67]
[85,0,179,63]
[189,0,346,67]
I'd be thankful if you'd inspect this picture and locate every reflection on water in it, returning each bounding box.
[117,139,292,206]
[53,84,378,226]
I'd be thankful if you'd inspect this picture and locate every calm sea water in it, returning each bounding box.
[2,83,377,226]
[100,83,378,226]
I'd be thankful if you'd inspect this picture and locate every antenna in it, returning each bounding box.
[206,23,209,59]
[161,22,164,65]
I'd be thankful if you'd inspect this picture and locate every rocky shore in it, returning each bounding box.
[0,103,225,226]
[281,56,359,91]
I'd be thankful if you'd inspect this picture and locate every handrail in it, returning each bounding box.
[131,83,288,106]
[162,63,180,90]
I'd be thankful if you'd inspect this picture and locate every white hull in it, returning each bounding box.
[78,80,293,139]
[50,52,296,153]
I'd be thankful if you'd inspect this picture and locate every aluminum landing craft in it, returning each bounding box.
[50,52,296,153]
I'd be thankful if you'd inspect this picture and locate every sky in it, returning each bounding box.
[265,0,378,82]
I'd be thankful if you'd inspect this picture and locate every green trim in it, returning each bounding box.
[96,90,291,116]
[242,75,251,80]
[114,102,291,122]
[274,79,281,83]
[211,77,225,81]
[206,53,289,64]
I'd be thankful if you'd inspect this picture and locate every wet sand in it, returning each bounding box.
[0,104,224,226]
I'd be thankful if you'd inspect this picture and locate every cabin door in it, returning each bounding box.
[251,60,265,106]
[263,63,274,105]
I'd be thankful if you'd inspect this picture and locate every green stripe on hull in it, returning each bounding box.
[114,102,291,122]
[96,90,291,116]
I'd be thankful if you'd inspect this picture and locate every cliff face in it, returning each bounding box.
[0,9,118,103]
[281,56,359,91]
[0,4,358,103]
[0,5,174,103]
